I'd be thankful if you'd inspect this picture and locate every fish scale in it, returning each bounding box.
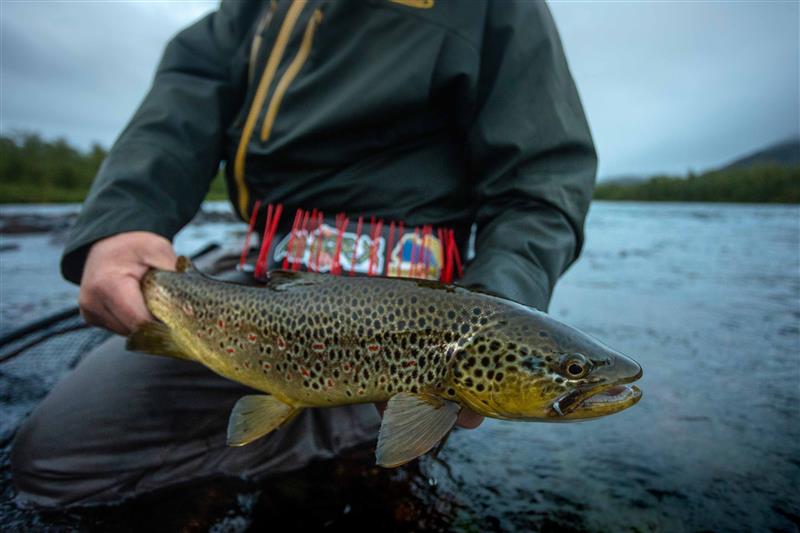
[129,257,643,467]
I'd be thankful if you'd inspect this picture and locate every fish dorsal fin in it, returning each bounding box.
[127,322,191,360]
[265,270,328,291]
[175,256,195,273]
[227,395,300,446]
[376,392,460,468]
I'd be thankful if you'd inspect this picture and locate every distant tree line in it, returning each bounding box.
[1,132,798,204]
[0,132,227,203]
[594,166,799,203]
[0,132,106,202]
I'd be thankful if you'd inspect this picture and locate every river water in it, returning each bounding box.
[1,201,798,532]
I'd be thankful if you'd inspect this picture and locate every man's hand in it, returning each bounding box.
[79,231,177,336]
[374,402,484,429]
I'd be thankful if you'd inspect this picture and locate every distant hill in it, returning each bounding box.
[719,138,800,171]
[594,138,800,203]
[598,175,645,186]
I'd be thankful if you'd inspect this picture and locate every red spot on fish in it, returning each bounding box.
[244,361,251,369]
[327,378,334,388]
[357,388,365,396]
[263,362,272,370]
[302,368,310,377]
[343,362,351,372]
[368,344,380,353]
[226,347,235,354]
[248,333,258,342]
[403,360,417,367]
[286,373,292,381]
[218,320,225,329]
[207,327,214,334]
[312,342,325,352]
[277,337,287,351]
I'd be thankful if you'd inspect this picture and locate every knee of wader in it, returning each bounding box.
[10,409,98,509]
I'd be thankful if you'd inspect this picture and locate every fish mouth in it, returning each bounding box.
[550,375,642,420]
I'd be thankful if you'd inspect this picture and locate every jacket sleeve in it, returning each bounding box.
[458,1,597,311]
[60,0,260,284]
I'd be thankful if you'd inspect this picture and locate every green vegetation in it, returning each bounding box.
[595,166,800,203]
[1,132,798,204]
[0,132,228,203]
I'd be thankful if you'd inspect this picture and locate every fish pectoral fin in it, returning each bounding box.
[376,392,461,468]
[227,395,300,446]
[126,322,190,360]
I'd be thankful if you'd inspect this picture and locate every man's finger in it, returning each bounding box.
[95,301,131,336]
[104,277,153,334]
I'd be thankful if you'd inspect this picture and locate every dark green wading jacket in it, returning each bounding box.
[61,0,597,311]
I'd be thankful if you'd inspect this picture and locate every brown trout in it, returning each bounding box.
[128,257,642,467]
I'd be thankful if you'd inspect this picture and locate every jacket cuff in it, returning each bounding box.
[60,208,178,285]
[459,252,552,311]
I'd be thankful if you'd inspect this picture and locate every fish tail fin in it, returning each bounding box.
[126,322,191,361]
[227,395,301,446]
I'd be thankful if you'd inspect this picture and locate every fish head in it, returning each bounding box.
[140,262,207,330]
[451,306,642,422]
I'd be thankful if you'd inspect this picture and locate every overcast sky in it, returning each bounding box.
[1,1,798,178]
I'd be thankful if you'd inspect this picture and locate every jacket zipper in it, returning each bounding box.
[260,9,323,142]
[248,1,278,84]
[233,0,308,219]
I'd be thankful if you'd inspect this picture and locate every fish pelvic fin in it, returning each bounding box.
[126,322,191,361]
[376,392,460,468]
[227,395,300,446]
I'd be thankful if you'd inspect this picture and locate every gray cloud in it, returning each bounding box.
[2,1,798,178]
[550,0,799,177]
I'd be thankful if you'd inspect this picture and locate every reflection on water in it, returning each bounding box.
[1,201,798,532]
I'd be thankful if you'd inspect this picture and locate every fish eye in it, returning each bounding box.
[559,353,591,379]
